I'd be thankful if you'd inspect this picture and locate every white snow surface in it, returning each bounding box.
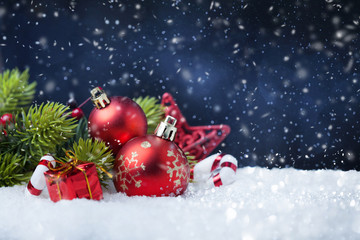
[1,167,360,240]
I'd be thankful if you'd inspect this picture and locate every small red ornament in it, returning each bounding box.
[67,98,78,109]
[88,87,147,155]
[113,116,190,196]
[0,113,14,126]
[71,107,84,120]
[161,93,231,161]
[1,113,14,137]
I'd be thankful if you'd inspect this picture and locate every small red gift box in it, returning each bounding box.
[44,160,103,202]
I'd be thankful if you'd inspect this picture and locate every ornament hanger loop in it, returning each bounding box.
[165,115,177,126]
[90,87,111,109]
[155,115,178,141]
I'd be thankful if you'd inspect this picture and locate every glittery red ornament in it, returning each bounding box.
[88,87,147,155]
[113,116,190,197]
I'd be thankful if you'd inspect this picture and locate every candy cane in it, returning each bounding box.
[192,153,237,188]
[26,154,56,196]
[208,156,237,187]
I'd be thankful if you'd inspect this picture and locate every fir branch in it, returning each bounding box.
[185,152,197,183]
[67,138,114,187]
[72,117,89,142]
[185,152,197,168]
[133,96,165,134]
[0,69,36,115]
[0,114,21,155]
[5,102,77,168]
[56,117,89,158]
[0,153,31,187]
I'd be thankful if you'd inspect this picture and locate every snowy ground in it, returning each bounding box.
[1,167,359,240]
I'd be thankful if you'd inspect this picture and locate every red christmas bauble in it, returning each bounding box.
[113,134,190,197]
[88,88,147,156]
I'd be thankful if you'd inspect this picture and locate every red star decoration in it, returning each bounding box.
[161,93,231,161]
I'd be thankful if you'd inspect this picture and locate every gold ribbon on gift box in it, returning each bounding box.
[48,151,113,200]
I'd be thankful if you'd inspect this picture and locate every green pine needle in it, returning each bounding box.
[67,138,114,187]
[72,117,89,142]
[0,153,31,187]
[56,117,89,158]
[133,96,165,134]
[10,102,78,167]
[185,152,198,183]
[0,69,36,115]
[185,152,197,168]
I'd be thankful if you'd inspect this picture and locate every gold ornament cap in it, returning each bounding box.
[155,115,177,141]
[90,87,111,109]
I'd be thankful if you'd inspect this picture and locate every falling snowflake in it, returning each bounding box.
[115,152,145,191]
[166,149,189,188]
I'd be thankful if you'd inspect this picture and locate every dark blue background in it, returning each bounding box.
[0,0,359,170]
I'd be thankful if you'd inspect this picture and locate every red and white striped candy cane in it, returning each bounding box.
[26,154,56,196]
[209,155,237,187]
[192,153,237,188]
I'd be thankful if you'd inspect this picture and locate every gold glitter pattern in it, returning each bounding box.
[166,149,189,188]
[115,152,146,191]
